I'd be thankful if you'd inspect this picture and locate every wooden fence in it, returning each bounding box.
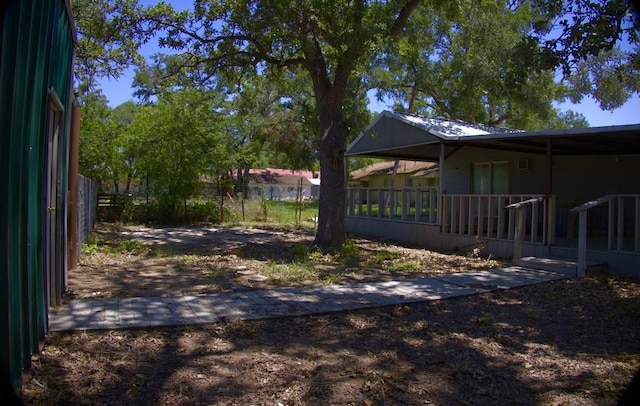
[97,193,128,222]
[78,176,97,247]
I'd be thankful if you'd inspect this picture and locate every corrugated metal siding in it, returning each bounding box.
[1,0,75,386]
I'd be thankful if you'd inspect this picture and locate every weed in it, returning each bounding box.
[617,298,640,317]
[152,247,175,257]
[290,243,309,262]
[374,250,401,263]
[340,240,359,255]
[384,260,421,272]
[526,308,541,320]
[81,235,99,256]
[322,273,342,285]
[308,250,324,261]
[260,192,269,220]
[339,255,360,267]
[180,255,198,265]
[119,239,146,253]
[207,268,224,278]
[475,313,493,326]
[335,240,361,267]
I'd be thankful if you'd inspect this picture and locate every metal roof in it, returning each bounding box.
[346,111,640,161]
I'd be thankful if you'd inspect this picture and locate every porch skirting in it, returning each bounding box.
[347,216,548,259]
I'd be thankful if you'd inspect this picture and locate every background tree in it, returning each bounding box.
[78,91,120,185]
[532,0,639,110]
[110,101,143,194]
[370,0,593,129]
[216,71,311,196]
[130,88,227,219]
[71,0,173,93]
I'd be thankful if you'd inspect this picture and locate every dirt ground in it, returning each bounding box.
[20,223,640,405]
[63,223,509,299]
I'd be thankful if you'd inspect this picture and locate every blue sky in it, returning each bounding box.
[97,1,640,128]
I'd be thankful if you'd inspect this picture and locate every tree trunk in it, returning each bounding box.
[313,103,347,250]
[125,172,133,195]
[242,167,250,197]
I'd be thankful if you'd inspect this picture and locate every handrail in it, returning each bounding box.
[505,196,547,210]
[570,195,616,213]
[569,194,640,278]
[506,195,554,264]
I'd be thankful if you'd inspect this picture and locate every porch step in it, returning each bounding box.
[517,256,607,276]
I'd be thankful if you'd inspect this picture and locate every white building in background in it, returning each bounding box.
[246,168,320,200]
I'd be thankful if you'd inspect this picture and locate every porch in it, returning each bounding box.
[345,187,640,278]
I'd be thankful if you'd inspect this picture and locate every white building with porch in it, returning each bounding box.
[345,111,640,278]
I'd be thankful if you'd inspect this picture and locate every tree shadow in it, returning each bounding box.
[23,271,640,405]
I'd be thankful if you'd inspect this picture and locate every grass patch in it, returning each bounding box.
[102,239,147,255]
[373,250,402,263]
[119,240,146,253]
[152,247,175,257]
[474,312,494,326]
[227,199,319,230]
[617,298,640,317]
[384,260,422,272]
[179,255,199,265]
[263,261,317,284]
[322,273,342,285]
[336,240,361,267]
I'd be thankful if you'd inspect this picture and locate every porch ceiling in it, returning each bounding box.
[346,111,640,160]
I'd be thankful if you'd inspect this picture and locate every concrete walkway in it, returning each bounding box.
[49,266,567,332]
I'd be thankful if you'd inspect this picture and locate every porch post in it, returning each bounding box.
[438,142,444,227]
[546,136,553,195]
[513,207,525,264]
[636,197,640,252]
[577,210,587,278]
[546,137,555,245]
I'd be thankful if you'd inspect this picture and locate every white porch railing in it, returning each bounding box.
[570,194,640,277]
[347,187,439,224]
[441,194,555,244]
[346,189,557,245]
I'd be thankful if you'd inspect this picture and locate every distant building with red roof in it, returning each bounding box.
[246,168,320,200]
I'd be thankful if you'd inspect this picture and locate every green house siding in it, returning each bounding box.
[1,0,75,386]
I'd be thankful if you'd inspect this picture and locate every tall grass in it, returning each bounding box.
[226,199,319,230]
[124,196,319,228]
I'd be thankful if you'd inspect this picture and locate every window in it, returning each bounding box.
[473,161,509,194]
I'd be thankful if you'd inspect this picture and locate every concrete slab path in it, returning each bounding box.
[49,266,567,332]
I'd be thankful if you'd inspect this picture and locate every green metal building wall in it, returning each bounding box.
[1,0,75,386]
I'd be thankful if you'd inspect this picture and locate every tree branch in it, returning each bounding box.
[390,0,423,37]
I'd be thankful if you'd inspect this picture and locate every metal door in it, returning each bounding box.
[45,90,64,307]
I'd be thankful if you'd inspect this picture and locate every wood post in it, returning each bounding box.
[513,207,525,264]
[577,210,587,278]
[67,94,80,271]
[636,197,640,252]
[617,197,624,251]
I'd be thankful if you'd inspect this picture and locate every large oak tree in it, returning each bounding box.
[156,0,425,249]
